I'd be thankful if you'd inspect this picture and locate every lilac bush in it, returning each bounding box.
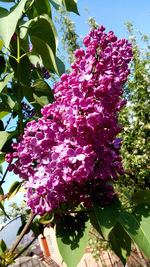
[6,26,132,215]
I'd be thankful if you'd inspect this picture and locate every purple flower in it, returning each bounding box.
[8,26,132,215]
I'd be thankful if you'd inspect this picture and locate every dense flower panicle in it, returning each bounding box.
[6,27,132,215]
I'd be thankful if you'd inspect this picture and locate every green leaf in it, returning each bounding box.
[30,37,59,74]
[17,222,26,235]
[0,111,10,120]
[0,165,2,174]
[9,53,31,86]
[0,130,17,151]
[0,201,10,219]
[109,222,131,265]
[93,198,121,239]
[27,0,51,19]
[33,93,51,106]
[31,79,54,101]
[29,14,58,55]
[123,192,132,200]
[0,120,4,131]
[119,205,150,260]
[28,53,42,67]
[30,219,43,236]
[49,0,62,10]
[89,212,103,236]
[0,73,14,93]
[39,213,54,224]
[0,40,4,51]
[0,93,15,110]
[0,7,9,17]
[132,190,150,204]
[19,19,32,40]
[8,181,23,200]
[31,79,51,93]
[0,186,4,196]
[56,56,65,76]
[0,240,7,257]
[0,153,5,164]
[56,212,90,267]
[0,56,6,75]
[32,79,54,107]
[0,0,15,2]
[63,0,79,15]
[0,0,27,48]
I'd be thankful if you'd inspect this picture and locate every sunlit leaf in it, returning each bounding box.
[0,239,7,257]
[8,181,23,200]
[27,0,51,19]
[132,190,150,204]
[0,111,10,119]
[30,37,59,74]
[56,212,90,267]
[0,93,15,110]
[119,205,150,260]
[0,0,26,48]
[0,73,14,93]
[63,0,79,15]
[49,0,62,10]
[28,14,58,55]
[93,198,121,239]
[28,53,42,67]
[39,213,54,224]
[0,153,5,164]
[0,130,17,150]
[0,40,4,51]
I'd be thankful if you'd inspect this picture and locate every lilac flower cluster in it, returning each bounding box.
[22,102,37,119]
[31,63,50,80]
[7,26,132,215]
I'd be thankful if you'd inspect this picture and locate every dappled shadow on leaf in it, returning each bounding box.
[120,203,150,236]
[133,203,150,218]
[56,212,89,250]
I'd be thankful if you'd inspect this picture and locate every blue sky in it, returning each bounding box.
[71,0,150,40]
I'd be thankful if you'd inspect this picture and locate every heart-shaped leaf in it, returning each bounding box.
[56,212,90,267]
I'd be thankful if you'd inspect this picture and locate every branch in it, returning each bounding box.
[17,35,24,134]
[8,213,36,254]
[89,229,109,242]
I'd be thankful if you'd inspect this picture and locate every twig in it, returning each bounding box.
[0,216,21,232]
[0,193,10,202]
[4,113,13,131]
[13,235,38,260]
[0,164,10,187]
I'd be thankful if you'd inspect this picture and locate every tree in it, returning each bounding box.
[119,23,150,192]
